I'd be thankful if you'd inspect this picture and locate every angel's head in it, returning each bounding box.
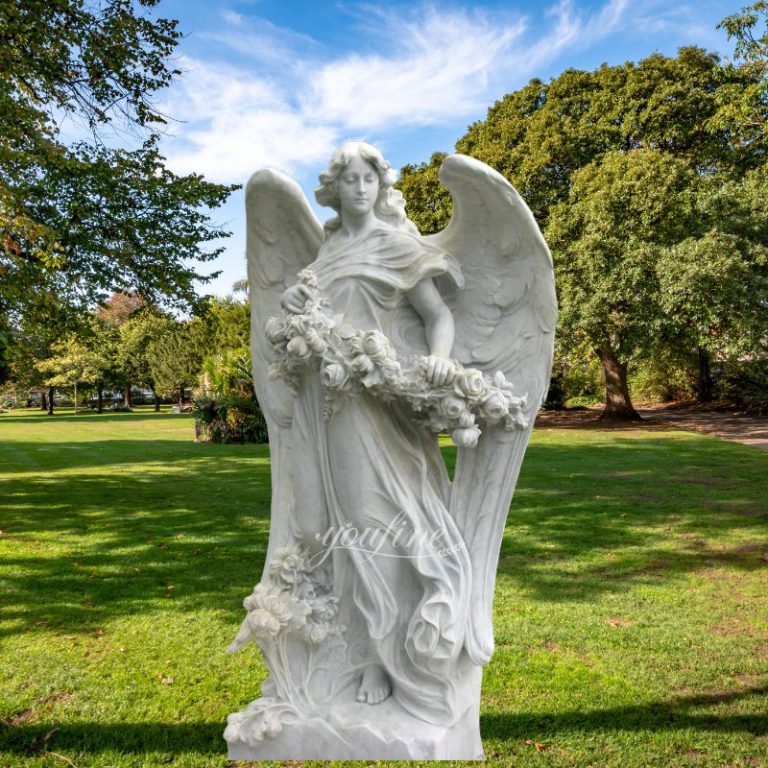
[315,142,418,235]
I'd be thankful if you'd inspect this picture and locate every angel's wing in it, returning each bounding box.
[427,155,557,666]
[246,170,323,573]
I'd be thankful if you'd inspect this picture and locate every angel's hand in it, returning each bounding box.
[424,355,456,387]
[281,284,311,313]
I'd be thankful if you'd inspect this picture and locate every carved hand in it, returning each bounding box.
[280,284,311,313]
[424,355,456,387]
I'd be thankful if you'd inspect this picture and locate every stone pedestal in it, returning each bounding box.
[226,696,484,760]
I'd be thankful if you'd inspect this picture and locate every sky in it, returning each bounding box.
[144,0,744,297]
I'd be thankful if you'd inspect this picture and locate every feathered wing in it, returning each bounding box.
[245,169,323,574]
[427,155,558,666]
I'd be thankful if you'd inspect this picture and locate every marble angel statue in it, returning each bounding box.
[224,142,557,760]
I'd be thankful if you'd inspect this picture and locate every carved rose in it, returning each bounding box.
[265,317,288,344]
[321,362,348,390]
[481,392,509,421]
[246,608,281,637]
[310,595,339,622]
[286,336,312,360]
[458,411,475,428]
[361,330,390,362]
[305,623,330,644]
[243,584,310,632]
[439,396,466,420]
[455,369,486,399]
[351,354,374,376]
[452,425,481,447]
[268,546,307,587]
[304,327,327,354]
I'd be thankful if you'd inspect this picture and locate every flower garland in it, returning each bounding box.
[266,269,528,448]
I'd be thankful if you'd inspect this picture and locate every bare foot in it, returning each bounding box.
[356,665,391,705]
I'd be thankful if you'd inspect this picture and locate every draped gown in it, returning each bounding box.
[290,222,473,725]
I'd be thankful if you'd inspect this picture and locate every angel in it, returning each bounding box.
[224,142,557,761]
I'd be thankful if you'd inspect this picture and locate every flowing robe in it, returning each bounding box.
[290,223,473,725]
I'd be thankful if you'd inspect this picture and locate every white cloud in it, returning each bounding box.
[302,7,527,129]
[159,0,633,184]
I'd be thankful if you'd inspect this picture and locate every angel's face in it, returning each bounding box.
[335,155,379,218]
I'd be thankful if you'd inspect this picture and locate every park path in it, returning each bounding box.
[637,407,768,452]
[536,406,768,452]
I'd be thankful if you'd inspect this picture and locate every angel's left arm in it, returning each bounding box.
[406,277,456,385]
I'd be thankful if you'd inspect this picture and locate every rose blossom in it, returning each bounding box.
[481,392,509,421]
[304,327,326,354]
[439,396,466,420]
[321,362,348,389]
[246,607,281,637]
[286,336,312,360]
[360,330,390,362]
[351,354,374,376]
[454,368,486,399]
[265,317,287,344]
[452,425,481,447]
[305,623,330,644]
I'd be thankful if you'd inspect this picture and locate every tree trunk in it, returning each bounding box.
[97,386,104,414]
[151,384,160,412]
[123,384,132,407]
[697,347,714,403]
[73,382,78,413]
[48,386,55,415]
[597,346,641,421]
[178,383,185,405]
[40,391,47,411]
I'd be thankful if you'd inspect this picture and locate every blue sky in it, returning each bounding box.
[148,0,742,297]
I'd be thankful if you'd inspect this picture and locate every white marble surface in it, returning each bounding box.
[226,142,557,760]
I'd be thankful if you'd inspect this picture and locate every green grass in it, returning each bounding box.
[1,407,766,767]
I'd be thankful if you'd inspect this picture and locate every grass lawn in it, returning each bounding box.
[0,407,766,767]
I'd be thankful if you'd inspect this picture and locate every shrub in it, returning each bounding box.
[193,396,269,444]
[715,359,768,413]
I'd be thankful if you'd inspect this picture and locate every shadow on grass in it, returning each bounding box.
[2,686,766,756]
[481,684,768,741]
[1,431,766,637]
[0,439,273,638]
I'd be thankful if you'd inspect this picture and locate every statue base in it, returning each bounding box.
[225,696,484,760]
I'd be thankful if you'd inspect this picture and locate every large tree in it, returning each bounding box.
[546,150,698,419]
[715,1,768,135]
[399,45,767,418]
[36,337,108,412]
[0,0,236,324]
[116,311,173,411]
[147,320,205,405]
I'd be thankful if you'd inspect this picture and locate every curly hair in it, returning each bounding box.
[315,142,419,236]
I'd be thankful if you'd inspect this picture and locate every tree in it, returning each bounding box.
[396,153,452,235]
[399,47,767,418]
[116,311,173,411]
[655,166,768,399]
[0,0,237,325]
[147,321,204,405]
[715,2,768,135]
[546,150,698,418]
[36,337,109,412]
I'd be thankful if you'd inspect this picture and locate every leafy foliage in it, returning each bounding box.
[399,42,768,417]
[35,336,109,409]
[0,0,237,322]
[715,1,768,135]
[396,153,452,235]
